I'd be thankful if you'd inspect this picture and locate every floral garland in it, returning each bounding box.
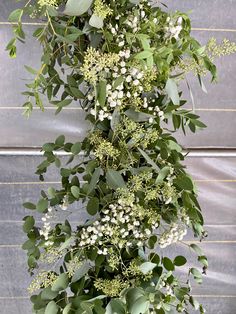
[8,0,236,313]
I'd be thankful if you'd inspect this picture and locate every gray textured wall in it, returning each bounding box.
[0,1,236,313]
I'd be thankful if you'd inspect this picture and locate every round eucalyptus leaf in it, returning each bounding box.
[45,301,59,314]
[64,0,93,16]
[89,14,104,29]
[51,273,69,292]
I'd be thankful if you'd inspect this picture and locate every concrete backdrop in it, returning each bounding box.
[0,1,236,313]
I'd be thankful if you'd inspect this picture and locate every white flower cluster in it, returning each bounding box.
[39,196,69,246]
[143,97,164,121]
[89,56,150,122]
[159,223,187,248]
[78,198,159,254]
[165,16,183,40]
[40,207,55,246]
[59,196,69,211]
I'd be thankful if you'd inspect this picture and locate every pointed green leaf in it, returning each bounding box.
[156,166,170,184]
[97,80,107,106]
[87,167,101,194]
[165,78,180,105]
[87,197,99,216]
[106,169,126,189]
[138,148,159,172]
[23,202,36,210]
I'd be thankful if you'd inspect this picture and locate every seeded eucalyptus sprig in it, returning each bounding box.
[8,0,235,313]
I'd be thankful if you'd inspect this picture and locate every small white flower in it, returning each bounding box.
[137,72,143,79]
[149,117,154,123]
[90,109,96,116]
[126,75,132,83]
[118,41,125,47]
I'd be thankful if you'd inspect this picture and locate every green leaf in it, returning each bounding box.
[174,175,194,191]
[126,288,144,310]
[162,257,175,271]
[113,76,124,89]
[106,169,126,189]
[69,86,85,99]
[190,243,203,256]
[48,187,56,198]
[138,148,159,172]
[45,300,59,314]
[135,50,153,60]
[139,262,156,275]
[24,65,38,75]
[156,166,170,184]
[198,255,208,267]
[89,14,104,29]
[165,78,180,105]
[71,186,80,198]
[41,287,58,301]
[64,0,93,16]
[62,303,72,314]
[65,33,82,42]
[72,262,91,283]
[174,256,187,266]
[36,198,48,213]
[130,296,149,314]
[55,135,65,146]
[59,237,73,252]
[97,80,107,106]
[42,143,55,152]
[61,168,71,177]
[87,197,99,216]
[8,9,23,22]
[23,216,35,233]
[51,273,69,292]
[106,299,126,314]
[190,267,202,284]
[23,202,36,210]
[111,108,120,131]
[125,108,153,122]
[148,235,157,249]
[87,167,101,194]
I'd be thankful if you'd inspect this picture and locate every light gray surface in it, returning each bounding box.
[0,1,236,313]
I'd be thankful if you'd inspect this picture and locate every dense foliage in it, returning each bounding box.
[7,0,236,313]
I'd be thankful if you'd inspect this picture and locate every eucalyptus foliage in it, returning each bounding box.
[7,0,234,313]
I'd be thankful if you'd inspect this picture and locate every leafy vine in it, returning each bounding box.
[7,0,236,313]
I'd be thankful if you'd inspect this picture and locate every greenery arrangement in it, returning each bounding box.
[7,0,236,313]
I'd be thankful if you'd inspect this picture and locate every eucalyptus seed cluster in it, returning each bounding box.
[94,277,129,297]
[28,271,57,294]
